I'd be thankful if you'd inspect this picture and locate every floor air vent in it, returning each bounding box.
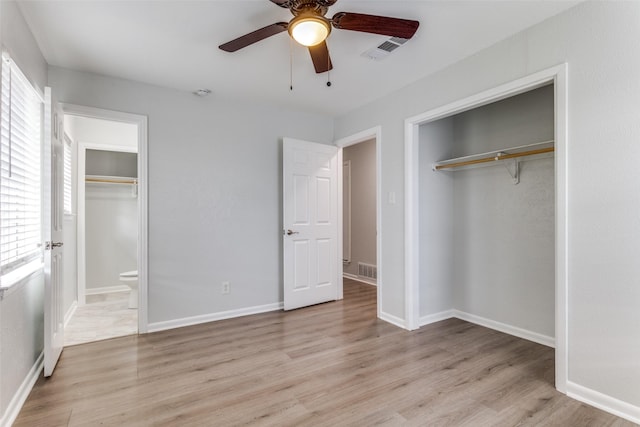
[358,262,378,281]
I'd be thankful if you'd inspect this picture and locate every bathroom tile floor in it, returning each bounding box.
[64,291,138,346]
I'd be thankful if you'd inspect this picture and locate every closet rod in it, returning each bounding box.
[434,146,554,171]
[85,177,137,185]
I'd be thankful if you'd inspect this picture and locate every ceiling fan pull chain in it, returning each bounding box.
[326,41,332,87]
[290,37,294,91]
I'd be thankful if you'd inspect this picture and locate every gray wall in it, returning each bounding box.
[86,150,137,178]
[335,0,640,411]
[85,163,138,291]
[451,85,555,337]
[0,1,47,424]
[419,118,454,316]
[48,66,335,324]
[85,149,138,291]
[342,139,376,278]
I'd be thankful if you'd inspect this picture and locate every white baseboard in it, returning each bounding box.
[343,273,377,286]
[147,302,284,333]
[567,381,640,425]
[64,300,78,327]
[1,352,43,427]
[85,285,130,296]
[452,310,555,348]
[419,309,454,326]
[379,311,406,329]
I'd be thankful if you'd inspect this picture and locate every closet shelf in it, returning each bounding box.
[85,175,137,185]
[432,140,554,172]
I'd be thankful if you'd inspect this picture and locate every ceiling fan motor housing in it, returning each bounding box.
[277,0,338,17]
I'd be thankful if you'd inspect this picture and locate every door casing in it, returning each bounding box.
[335,126,382,320]
[61,104,149,333]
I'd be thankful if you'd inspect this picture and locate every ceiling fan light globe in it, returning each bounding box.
[289,16,331,47]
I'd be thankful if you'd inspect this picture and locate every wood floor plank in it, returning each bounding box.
[14,280,637,426]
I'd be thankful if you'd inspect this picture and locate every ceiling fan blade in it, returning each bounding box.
[219,22,288,52]
[308,41,333,74]
[332,12,419,39]
[269,0,290,7]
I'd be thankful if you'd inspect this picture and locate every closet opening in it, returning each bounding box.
[405,65,568,392]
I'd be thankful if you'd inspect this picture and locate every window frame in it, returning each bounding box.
[0,53,45,290]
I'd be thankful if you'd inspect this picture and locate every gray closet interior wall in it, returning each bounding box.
[85,150,138,290]
[86,149,137,177]
[419,84,555,338]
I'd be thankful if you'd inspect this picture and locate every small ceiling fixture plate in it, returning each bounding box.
[193,89,212,97]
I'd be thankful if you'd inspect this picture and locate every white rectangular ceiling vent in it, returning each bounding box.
[362,37,409,61]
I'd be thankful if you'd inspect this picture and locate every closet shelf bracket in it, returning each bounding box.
[496,153,520,185]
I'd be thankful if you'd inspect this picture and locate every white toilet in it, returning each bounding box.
[119,270,138,309]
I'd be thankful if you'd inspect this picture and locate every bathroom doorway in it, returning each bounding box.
[342,138,377,286]
[60,106,148,346]
[336,127,382,320]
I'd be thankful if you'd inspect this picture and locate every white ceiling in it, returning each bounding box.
[18,1,579,116]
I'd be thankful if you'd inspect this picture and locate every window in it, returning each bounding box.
[0,55,43,278]
[63,135,72,214]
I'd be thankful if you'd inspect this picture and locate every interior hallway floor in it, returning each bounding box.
[64,291,137,346]
[18,279,635,426]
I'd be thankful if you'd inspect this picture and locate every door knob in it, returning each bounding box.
[286,229,299,236]
[44,241,64,250]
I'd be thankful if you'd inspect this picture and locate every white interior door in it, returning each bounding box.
[283,138,338,310]
[43,88,65,376]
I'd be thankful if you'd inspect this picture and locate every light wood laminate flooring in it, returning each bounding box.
[16,279,636,426]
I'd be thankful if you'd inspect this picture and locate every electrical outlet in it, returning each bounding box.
[221,281,230,295]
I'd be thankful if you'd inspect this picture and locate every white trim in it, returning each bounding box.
[419,310,454,326]
[147,302,284,333]
[378,311,406,329]
[336,148,344,300]
[0,352,43,427]
[403,64,568,391]
[342,160,351,264]
[567,382,640,426]
[343,273,377,286]
[61,103,149,333]
[84,285,131,296]
[64,300,78,327]
[553,64,569,394]
[334,126,382,320]
[453,310,555,348]
[404,121,420,331]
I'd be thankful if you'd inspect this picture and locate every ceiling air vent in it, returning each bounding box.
[362,37,409,61]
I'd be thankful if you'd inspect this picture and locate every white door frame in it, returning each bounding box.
[335,126,382,319]
[61,104,149,333]
[404,64,568,393]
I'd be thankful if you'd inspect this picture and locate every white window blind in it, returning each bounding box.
[0,55,42,275]
[63,135,72,214]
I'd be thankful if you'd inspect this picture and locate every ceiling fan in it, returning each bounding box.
[219,0,420,74]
